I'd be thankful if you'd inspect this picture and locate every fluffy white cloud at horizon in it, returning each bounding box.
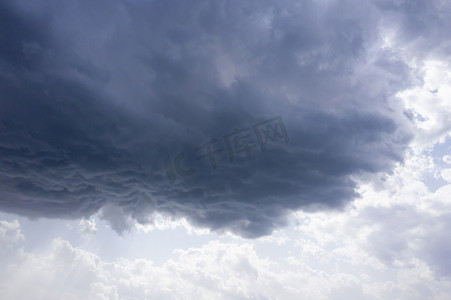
[1,0,451,298]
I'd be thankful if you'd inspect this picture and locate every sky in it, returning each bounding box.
[1,0,451,299]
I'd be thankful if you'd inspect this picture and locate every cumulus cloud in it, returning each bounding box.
[2,217,451,300]
[79,218,97,237]
[0,234,360,300]
[3,0,451,237]
[0,219,24,252]
[290,145,451,283]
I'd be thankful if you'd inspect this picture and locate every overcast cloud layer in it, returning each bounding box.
[1,0,450,237]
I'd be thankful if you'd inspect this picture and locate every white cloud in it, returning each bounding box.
[397,60,451,148]
[134,213,210,236]
[2,202,451,300]
[440,169,451,182]
[79,218,97,237]
[0,219,24,252]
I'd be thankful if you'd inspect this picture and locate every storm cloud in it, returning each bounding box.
[0,0,433,237]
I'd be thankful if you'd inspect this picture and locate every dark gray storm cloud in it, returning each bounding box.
[3,0,447,237]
